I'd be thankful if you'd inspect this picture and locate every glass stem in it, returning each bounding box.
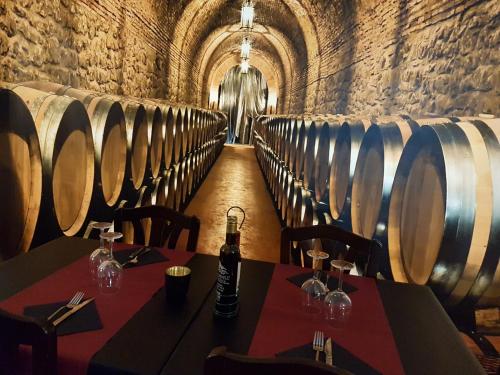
[313,268,321,280]
[99,229,105,249]
[109,240,114,258]
[338,266,344,291]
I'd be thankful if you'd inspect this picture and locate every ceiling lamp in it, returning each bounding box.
[241,59,250,74]
[241,0,254,30]
[241,37,251,59]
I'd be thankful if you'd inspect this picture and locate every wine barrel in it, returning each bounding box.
[288,117,299,172]
[191,109,199,152]
[162,105,175,168]
[351,118,419,278]
[283,118,292,166]
[174,162,184,210]
[295,118,313,180]
[281,171,294,223]
[328,119,371,229]
[187,154,195,198]
[173,108,183,163]
[302,120,320,192]
[313,117,342,203]
[145,104,164,179]
[286,179,302,228]
[85,98,127,220]
[151,176,167,206]
[104,97,150,192]
[11,85,94,243]
[0,88,42,259]
[181,157,190,205]
[388,120,500,306]
[17,83,128,221]
[182,107,190,156]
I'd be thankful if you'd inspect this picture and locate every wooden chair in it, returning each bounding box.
[0,309,57,375]
[204,346,353,375]
[114,205,200,251]
[280,224,381,278]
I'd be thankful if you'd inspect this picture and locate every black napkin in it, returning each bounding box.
[24,300,102,336]
[277,341,381,375]
[114,247,169,268]
[287,272,358,294]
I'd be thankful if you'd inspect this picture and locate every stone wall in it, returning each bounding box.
[0,0,185,99]
[305,0,499,117]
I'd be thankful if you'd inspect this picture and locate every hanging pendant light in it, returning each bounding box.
[240,59,250,74]
[241,0,254,30]
[241,37,251,59]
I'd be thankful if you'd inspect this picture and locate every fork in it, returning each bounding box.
[47,291,84,321]
[121,247,152,267]
[313,330,325,361]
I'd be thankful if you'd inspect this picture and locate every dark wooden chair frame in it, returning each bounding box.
[204,346,354,375]
[114,205,200,252]
[280,224,381,278]
[0,309,57,375]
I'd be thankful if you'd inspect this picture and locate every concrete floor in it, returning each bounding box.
[184,144,281,263]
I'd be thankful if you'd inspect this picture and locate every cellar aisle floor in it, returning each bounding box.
[184,144,282,263]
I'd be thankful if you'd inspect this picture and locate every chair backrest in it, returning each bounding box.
[280,224,381,278]
[114,205,200,251]
[204,346,353,375]
[0,309,57,375]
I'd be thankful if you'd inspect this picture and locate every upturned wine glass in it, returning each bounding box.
[89,222,112,283]
[324,259,354,321]
[97,232,123,295]
[300,249,329,314]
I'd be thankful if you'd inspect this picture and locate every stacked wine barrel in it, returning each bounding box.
[0,82,227,261]
[253,114,499,309]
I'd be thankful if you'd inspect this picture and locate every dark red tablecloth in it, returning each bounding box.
[0,244,194,374]
[248,264,405,375]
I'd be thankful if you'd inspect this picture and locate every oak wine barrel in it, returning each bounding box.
[351,118,419,278]
[388,120,500,307]
[0,88,42,259]
[302,120,319,192]
[313,117,341,203]
[145,104,164,179]
[328,119,370,229]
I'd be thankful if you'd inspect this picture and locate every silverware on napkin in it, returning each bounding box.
[52,298,95,327]
[325,337,333,366]
[121,247,152,267]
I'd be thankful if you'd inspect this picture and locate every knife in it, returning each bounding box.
[325,337,333,366]
[52,298,95,327]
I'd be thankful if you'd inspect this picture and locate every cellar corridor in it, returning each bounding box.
[184,144,281,263]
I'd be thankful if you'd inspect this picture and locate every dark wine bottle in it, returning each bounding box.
[214,215,241,318]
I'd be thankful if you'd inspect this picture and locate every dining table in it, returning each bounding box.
[0,236,484,375]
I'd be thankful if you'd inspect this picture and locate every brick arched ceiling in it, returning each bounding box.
[194,24,293,112]
[168,0,320,114]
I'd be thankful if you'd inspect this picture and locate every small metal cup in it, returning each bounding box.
[165,266,191,302]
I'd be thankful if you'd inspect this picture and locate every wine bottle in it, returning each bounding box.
[214,215,242,318]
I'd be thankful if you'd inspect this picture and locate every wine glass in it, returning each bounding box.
[300,249,329,314]
[324,259,354,321]
[97,232,123,295]
[89,222,112,283]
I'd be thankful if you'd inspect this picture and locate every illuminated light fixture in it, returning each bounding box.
[241,0,254,30]
[241,37,251,59]
[240,59,250,74]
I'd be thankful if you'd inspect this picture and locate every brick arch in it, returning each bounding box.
[193,24,295,111]
[168,0,319,113]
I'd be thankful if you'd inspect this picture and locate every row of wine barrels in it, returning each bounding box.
[4,83,95,248]
[254,113,499,308]
[0,82,226,260]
